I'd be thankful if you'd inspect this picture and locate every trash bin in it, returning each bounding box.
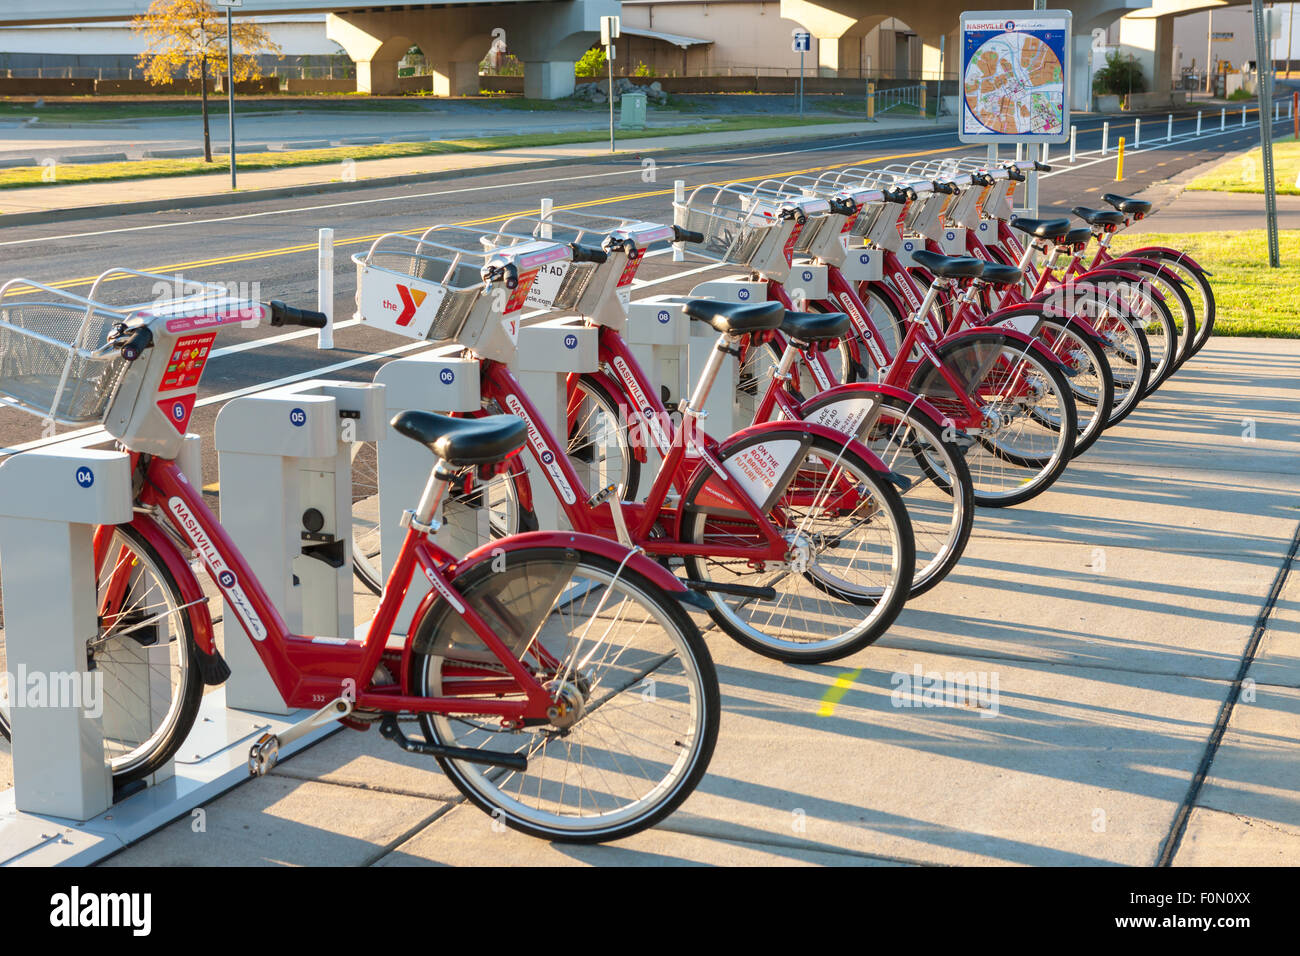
[619,91,647,130]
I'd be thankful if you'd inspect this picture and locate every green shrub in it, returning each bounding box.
[575,47,606,77]
[1092,50,1146,96]
[633,62,656,77]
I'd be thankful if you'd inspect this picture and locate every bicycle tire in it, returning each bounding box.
[411,547,719,843]
[680,429,914,663]
[0,524,203,785]
[800,389,974,598]
[909,330,1077,507]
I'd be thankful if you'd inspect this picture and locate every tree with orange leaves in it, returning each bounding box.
[133,0,281,163]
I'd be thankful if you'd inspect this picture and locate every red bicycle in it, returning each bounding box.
[0,271,719,843]
[351,225,916,664]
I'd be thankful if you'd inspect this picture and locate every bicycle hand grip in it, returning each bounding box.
[269,301,329,329]
[672,225,705,245]
[1034,161,1052,172]
[828,197,857,216]
[108,323,154,361]
[570,243,608,264]
[933,181,959,195]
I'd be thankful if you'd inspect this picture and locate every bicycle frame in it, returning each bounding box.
[99,452,613,722]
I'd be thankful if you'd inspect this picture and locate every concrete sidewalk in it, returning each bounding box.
[92,335,1300,867]
[0,116,944,224]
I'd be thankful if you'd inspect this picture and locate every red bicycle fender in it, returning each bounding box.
[1119,245,1210,276]
[457,530,690,597]
[129,514,218,659]
[939,324,1066,371]
[795,382,949,431]
[1100,256,1189,289]
[856,278,910,321]
[1054,268,1170,309]
[988,301,1105,344]
[715,418,891,475]
[578,368,649,463]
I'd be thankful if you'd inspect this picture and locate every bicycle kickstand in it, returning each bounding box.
[248,697,354,777]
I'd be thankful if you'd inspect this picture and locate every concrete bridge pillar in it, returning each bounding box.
[1118,13,1175,95]
[327,12,410,95]
[525,61,578,98]
[818,36,863,77]
[431,61,482,97]
[1072,32,1096,112]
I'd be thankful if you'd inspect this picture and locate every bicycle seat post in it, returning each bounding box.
[680,329,735,427]
[403,459,456,536]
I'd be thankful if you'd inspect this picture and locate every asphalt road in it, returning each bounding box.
[0,104,1290,493]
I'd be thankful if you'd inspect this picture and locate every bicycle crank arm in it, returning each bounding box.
[379,715,529,772]
[682,579,778,600]
[248,696,353,777]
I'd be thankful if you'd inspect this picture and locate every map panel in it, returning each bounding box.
[959,11,1072,144]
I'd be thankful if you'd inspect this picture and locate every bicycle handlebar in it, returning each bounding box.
[828,196,858,216]
[570,243,609,264]
[1033,161,1052,172]
[672,225,705,245]
[269,300,329,329]
[932,181,959,195]
[106,323,154,361]
[481,260,520,290]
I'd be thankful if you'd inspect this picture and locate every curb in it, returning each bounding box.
[0,120,949,228]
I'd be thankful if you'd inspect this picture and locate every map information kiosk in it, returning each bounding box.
[960,10,1072,143]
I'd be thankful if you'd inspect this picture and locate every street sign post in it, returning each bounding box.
[216,0,241,190]
[792,30,811,117]
[1252,0,1280,266]
[602,15,620,153]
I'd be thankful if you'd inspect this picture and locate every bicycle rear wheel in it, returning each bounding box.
[909,331,1077,508]
[681,430,914,663]
[801,390,974,598]
[1135,249,1215,354]
[411,548,718,843]
[0,524,202,785]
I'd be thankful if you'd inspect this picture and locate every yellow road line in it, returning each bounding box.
[816,668,862,717]
[35,142,970,292]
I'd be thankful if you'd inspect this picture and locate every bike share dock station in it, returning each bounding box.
[0,274,386,865]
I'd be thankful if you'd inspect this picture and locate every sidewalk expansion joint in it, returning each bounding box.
[362,799,464,867]
[878,643,1243,684]
[661,820,937,866]
[1156,517,1300,866]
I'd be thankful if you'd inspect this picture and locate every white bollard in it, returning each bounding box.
[673,180,686,262]
[1241,104,1247,127]
[1134,117,1141,149]
[1042,142,1050,165]
[1196,110,1202,135]
[1221,107,1226,131]
[539,197,553,239]
[1069,124,1077,162]
[317,227,334,350]
[1166,113,1173,141]
[1102,120,1109,155]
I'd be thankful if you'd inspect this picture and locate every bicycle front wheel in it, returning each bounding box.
[910,331,1077,507]
[411,548,718,843]
[681,430,914,663]
[0,524,202,785]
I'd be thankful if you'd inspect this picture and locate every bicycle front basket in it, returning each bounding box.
[0,300,130,424]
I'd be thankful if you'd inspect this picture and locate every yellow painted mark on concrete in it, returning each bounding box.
[202,482,220,493]
[817,668,862,716]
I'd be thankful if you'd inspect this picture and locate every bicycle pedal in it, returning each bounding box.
[248,733,280,777]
